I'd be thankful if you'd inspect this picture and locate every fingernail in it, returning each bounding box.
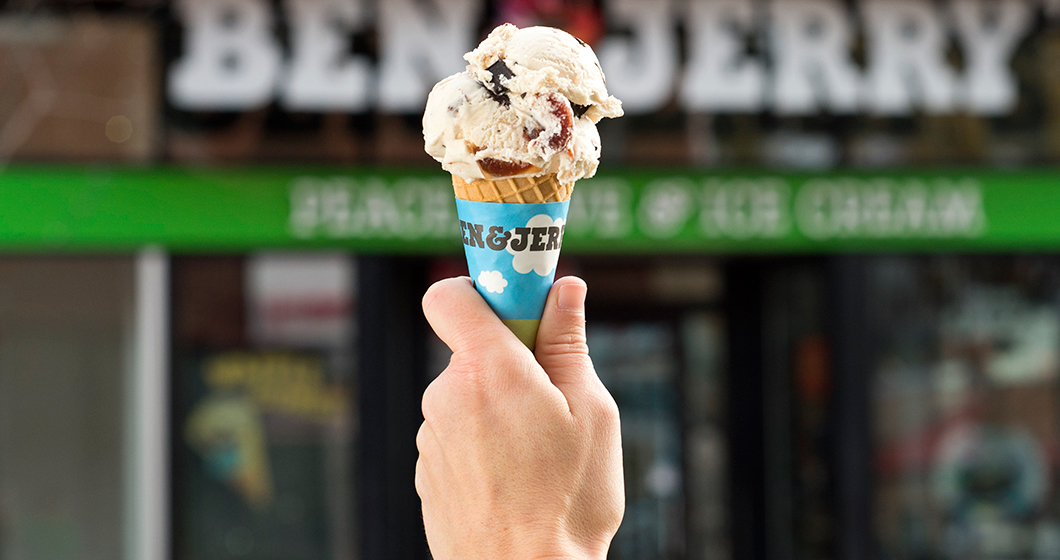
[558,283,587,311]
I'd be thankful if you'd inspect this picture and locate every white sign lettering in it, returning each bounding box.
[598,0,679,113]
[169,0,283,110]
[289,175,985,243]
[700,178,791,238]
[282,0,372,111]
[180,0,1048,115]
[862,0,958,114]
[378,0,479,111]
[681,0,765,112]
[566,178,636,239]
[795,178,985,239]
[952,0,1034,114]
[771,0,861,114]
[639,179,698,239]
[289,176,457,239]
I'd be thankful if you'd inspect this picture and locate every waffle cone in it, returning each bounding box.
[453,174,573,203]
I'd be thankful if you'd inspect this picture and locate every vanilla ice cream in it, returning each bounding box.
[423,24,623,185]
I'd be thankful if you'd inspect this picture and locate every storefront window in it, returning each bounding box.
[588,312,729,560]
[172,254,358,560]
[591,322,686,558]
[682,313,730,560]
[870,257,1060,559]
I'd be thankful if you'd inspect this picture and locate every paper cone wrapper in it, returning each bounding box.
[453,174,573,350]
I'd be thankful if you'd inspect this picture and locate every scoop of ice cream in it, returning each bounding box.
[423,24,622,185]
[465,25,622,122]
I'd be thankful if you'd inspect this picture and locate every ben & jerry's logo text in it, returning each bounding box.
[459,220,565,252]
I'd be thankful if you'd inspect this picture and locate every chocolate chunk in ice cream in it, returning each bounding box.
[571,103,591,119]
[483,60,514,107]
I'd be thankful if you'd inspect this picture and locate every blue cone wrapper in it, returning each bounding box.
[455,198,571,350]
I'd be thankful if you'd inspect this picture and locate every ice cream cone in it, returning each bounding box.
[452,173,573,351]
[426,24,621,354]
[453,174,574,204]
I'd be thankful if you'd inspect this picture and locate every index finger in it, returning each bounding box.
[422,277,516,356]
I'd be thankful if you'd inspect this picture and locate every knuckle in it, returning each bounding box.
[438,346,540,405]
[414,457,428,497]
[560,324,589,353]
[415,421,430,453]
[451,320,503,357]
[590,388,622,428]
[421,377,443,421]
[446,352,500,393]
[425,355,501,416]
[539,324,589,359]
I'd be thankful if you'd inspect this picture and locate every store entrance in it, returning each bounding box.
[169,254,1060,560]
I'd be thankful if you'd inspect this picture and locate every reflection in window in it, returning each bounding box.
[590,314,728,560]
[172,254,358,560]
[870,257,1060,559]
[591,323,686,559]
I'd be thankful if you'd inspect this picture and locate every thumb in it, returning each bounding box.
[535,276,594,391]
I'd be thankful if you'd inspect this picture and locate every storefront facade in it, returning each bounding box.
[3,2,1060,559]
[4,173,1060,560]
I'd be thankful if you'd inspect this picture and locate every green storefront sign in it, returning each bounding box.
[1,167,1058,253]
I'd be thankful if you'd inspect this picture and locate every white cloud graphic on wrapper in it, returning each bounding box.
[477,270,508,294]
[508,215,565,277]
